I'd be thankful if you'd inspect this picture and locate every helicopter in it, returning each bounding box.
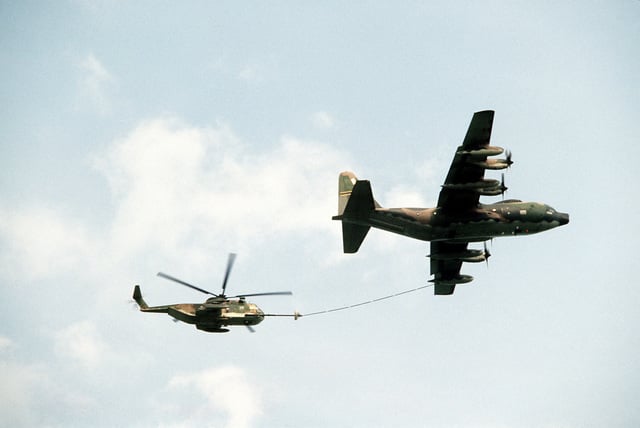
[132,253,293,333]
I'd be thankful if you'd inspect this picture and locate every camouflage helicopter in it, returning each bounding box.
[132,253,293,333]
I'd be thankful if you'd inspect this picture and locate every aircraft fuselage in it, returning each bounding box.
[343,199,569,243]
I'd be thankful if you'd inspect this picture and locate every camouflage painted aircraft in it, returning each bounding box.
[332,110,569,295]
[132,253,293,332]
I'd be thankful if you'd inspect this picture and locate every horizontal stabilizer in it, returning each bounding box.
[342,223,370,253]
[434,283,456,295]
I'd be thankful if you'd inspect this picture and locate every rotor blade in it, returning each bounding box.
[157,272,218,296]
[231,291,293,298]
[221,253,237,295]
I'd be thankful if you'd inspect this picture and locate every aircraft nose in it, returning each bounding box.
[557,212,569,225]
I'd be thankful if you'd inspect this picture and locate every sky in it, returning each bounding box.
[1,1,639,427]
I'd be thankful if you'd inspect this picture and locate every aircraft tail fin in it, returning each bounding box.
[337,171,358,216]
[336,171,380,216]
[133,285,149,310]
[333,172,380,253]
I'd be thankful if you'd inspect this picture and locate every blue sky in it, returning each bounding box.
[1,1,639,427]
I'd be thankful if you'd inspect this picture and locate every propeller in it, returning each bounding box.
[483,242,491,267]
[505,150,513,168]
[499,173,508,199]
[245,325,256,333]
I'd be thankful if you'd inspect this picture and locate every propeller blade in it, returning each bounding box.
[231,291,293,298]
[506,150,513,167]
[500,173,508,199]
[157,272,218,296]
[221,253,237,296]
[483,242,491,267]
[245,325,256,333]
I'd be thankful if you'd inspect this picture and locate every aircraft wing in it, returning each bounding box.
[429,241,468,295]
[436,110,495,213]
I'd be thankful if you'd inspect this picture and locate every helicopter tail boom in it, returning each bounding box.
[132,285,169,313]
[132,285,148,309]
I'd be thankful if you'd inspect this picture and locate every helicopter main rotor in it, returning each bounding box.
[157,253,292,299]
[156,272,217,296]
[221,252,235,296]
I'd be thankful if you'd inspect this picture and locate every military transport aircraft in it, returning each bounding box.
[332,110,569,295]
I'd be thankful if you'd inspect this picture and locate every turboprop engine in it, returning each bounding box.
[476,185,507,196]
[442,179,500,190]
[429,274,474,286]
[429,248,487,263]
[469,149,513,170]
[472,158,510,170]
[457,146,504,157]
[442,174,508,197]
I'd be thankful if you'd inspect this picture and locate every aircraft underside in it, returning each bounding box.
[354,210,562,243]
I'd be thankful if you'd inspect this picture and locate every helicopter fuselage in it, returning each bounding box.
[168,299,265,333]
[195,298,265,332]
[133,286,267,333]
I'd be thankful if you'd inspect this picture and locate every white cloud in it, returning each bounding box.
[54,321,110,369]
[0,338,98,426]
[415,157,447,188]
[0,116,350,281]
[95,117,348,269]
[0,207,94,280]
[0,337,41,426]
[381,186,429,208]
[78,53,114,114]
[167,366,262,428]
[0,361,46,426]
[311,111,336,130]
